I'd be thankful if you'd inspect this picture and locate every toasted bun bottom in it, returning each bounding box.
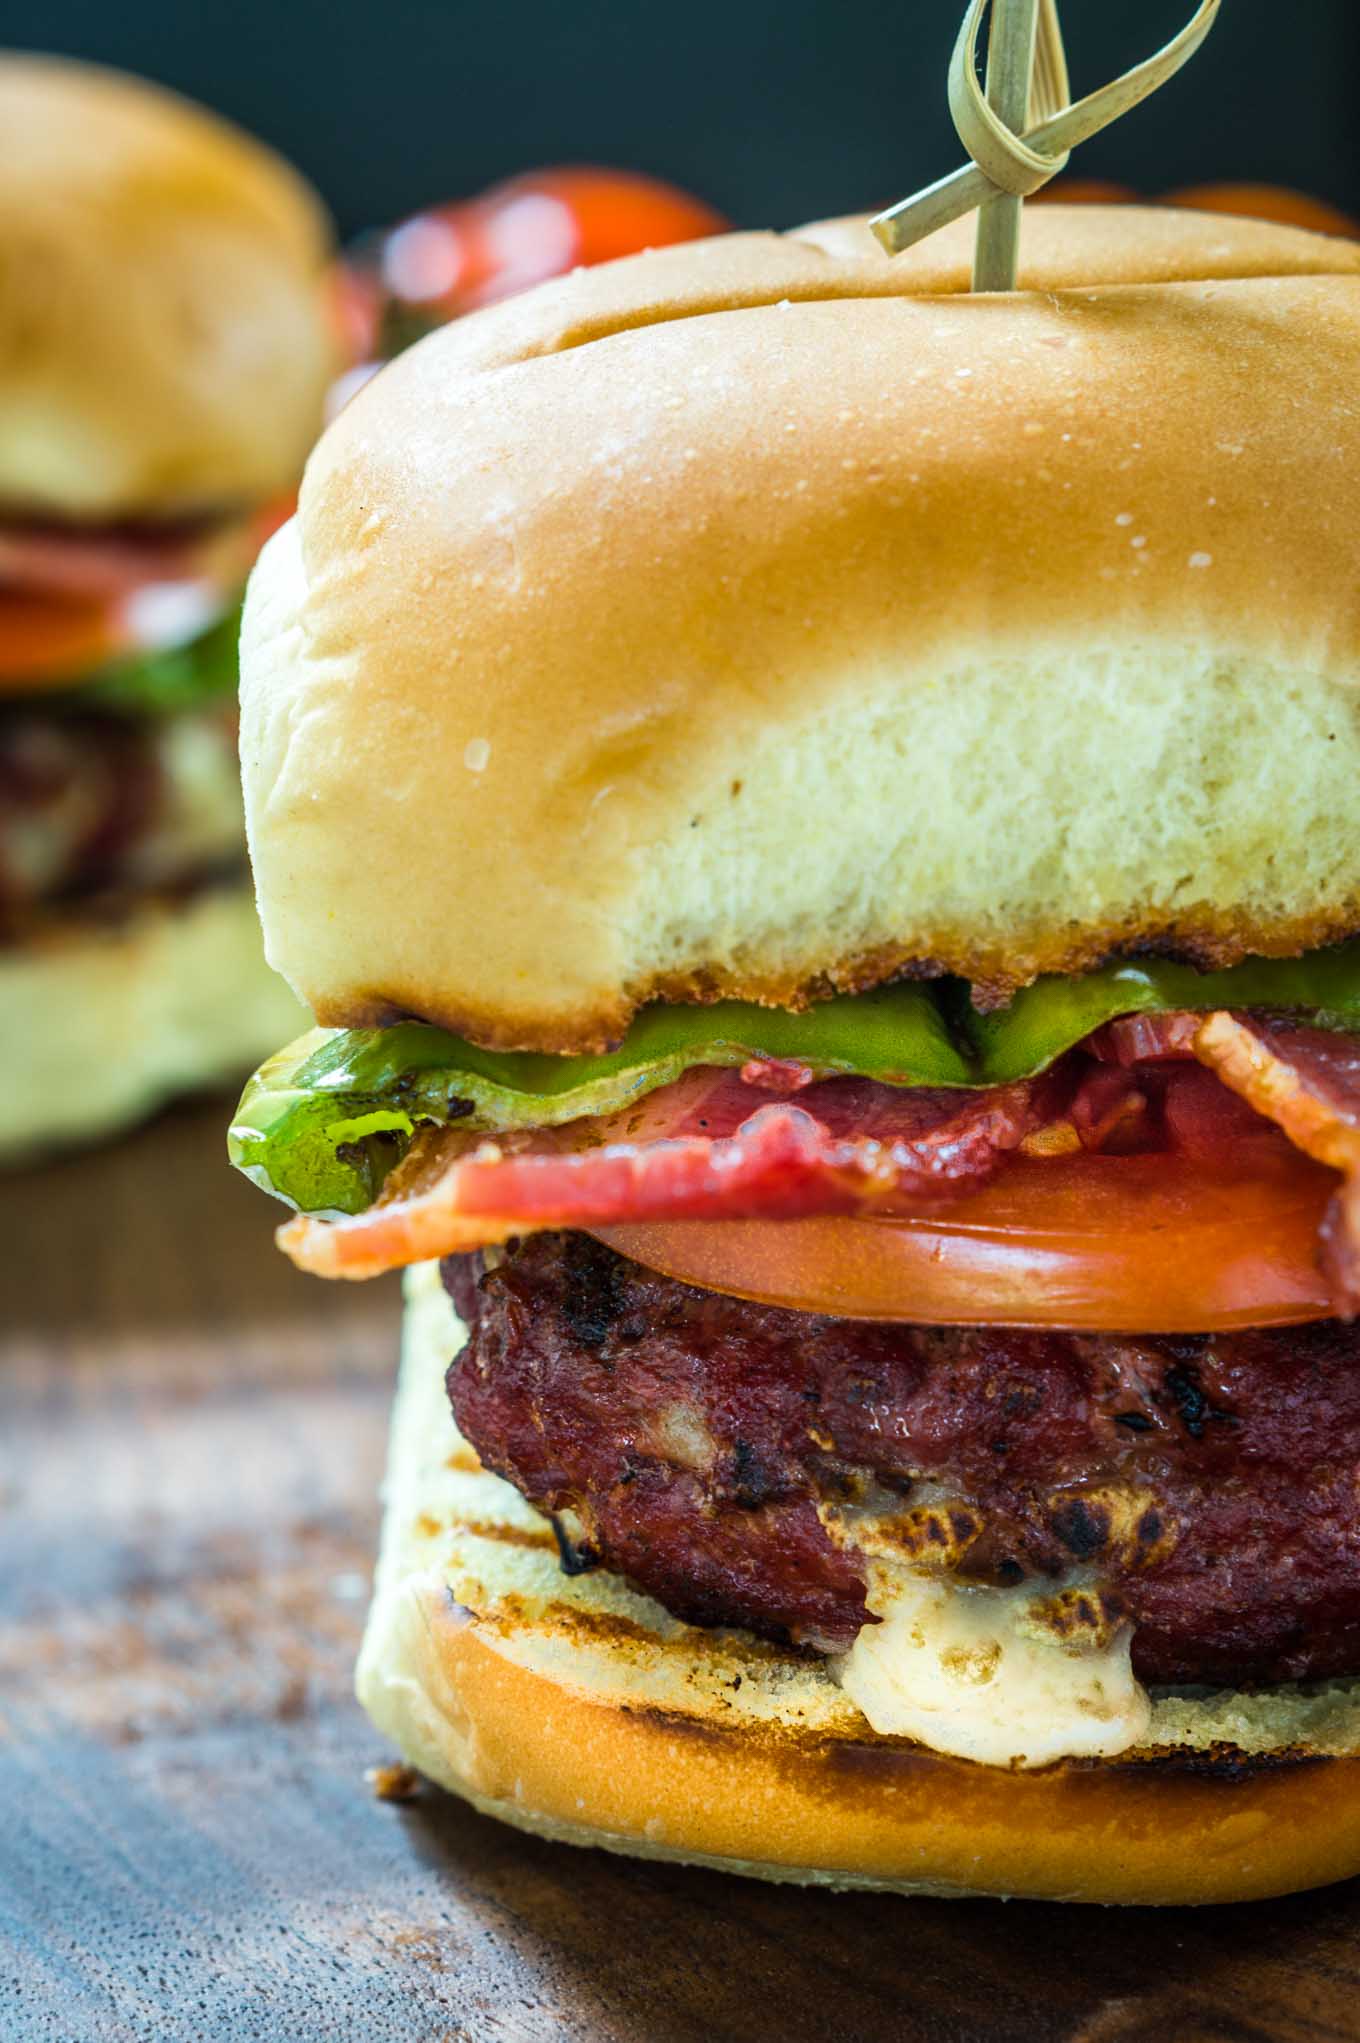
[357,1266,1360,1905]
[0,882,306,1160]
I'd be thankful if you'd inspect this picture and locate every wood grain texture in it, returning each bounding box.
[4,1098,1360,2042]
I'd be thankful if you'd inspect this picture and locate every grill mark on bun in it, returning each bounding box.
[1105,1741,1332,1782]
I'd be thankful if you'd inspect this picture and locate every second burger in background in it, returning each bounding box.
[0,54,336,1158]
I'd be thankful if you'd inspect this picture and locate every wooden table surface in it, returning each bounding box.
[5,1099,1360,2042]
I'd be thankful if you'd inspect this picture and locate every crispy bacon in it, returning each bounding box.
[1089,1007,1360,1304]
[1190,1015,1360,1314]
[277,1067,1052,1279]
[0,524,214,602]
[276,1012,1360,1292]
[738,1056,816,1092]
[1091,1011,1201,1065]
[0,499,293,605]
[0,500,296,689]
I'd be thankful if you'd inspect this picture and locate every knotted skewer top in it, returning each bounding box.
[871,0,1221,289]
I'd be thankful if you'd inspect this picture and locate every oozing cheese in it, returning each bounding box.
[835,1557,1151,1769]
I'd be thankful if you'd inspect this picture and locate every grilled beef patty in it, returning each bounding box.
[445,1233,1360,1687]
[0,703,243,936]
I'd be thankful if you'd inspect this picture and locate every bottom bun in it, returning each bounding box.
[0,882,306,1161]
[357,1264,1360,1905]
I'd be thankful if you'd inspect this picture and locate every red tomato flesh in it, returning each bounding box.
[0,590,124,689]
[382,168,726,320]
[0,497,290,691]
[1164,182,1360,239]
[595,1132,1338,1331]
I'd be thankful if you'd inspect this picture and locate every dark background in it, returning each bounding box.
[0,0,1356,238]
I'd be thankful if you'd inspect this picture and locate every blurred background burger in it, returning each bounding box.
[0,56,336,1159]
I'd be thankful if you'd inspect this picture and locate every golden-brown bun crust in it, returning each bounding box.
[355,1268,1360,1906]
[386,1594,1360,1906]
[0,55,334,516]
[243,208,1360,1050]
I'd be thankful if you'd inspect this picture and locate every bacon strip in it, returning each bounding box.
[278,1067,1050,1279]
[0,499,293,604]
[0,526,212,602]
[1190,1015,1360,1314]
[276,1016,1360,1294]
[0,500,297,689]
[1091,1012,1201,1065]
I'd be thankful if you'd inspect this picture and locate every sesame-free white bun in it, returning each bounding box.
[242,206,1360,1053]
[356,1265,1360,1906]
[0,885,306,1161]
[0,54,334,517]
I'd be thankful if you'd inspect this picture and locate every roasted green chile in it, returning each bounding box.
[960,946,1360,1080]
[229,987,964,1216]
[229,942,1360,1218]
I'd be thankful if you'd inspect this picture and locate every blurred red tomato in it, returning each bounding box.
[1036,174,1358,241]
[381,167,726,324]
[330,259,384,362]
[1163,181,1359,238]
[1033,177,1137,205]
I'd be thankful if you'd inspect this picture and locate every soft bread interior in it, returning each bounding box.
[620,647,1360,1010]
[354,1266,1360,1901]
[249,521,1360,1034]
[0,884,306,1160]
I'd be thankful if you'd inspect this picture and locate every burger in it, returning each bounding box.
[0,55,335,1158]
[232,205,1360,1904]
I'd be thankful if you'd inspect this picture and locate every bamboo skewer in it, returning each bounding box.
[971,0,1041,291]
[870,0,1221,284]
[1027,0,1071,133]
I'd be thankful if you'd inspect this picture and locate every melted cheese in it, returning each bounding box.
[835,1558,1151,1769]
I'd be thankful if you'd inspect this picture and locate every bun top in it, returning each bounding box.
[0,54,335,516]
[241,206,1360,1052]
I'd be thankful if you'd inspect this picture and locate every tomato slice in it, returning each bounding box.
[378,169,727,328]
[0,589,125,689]
[1164,182,1359,239]
[1034,178,1138,206]
[0,497,291,693]
[594,1132,1338,1331]
[487,167,727,275]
